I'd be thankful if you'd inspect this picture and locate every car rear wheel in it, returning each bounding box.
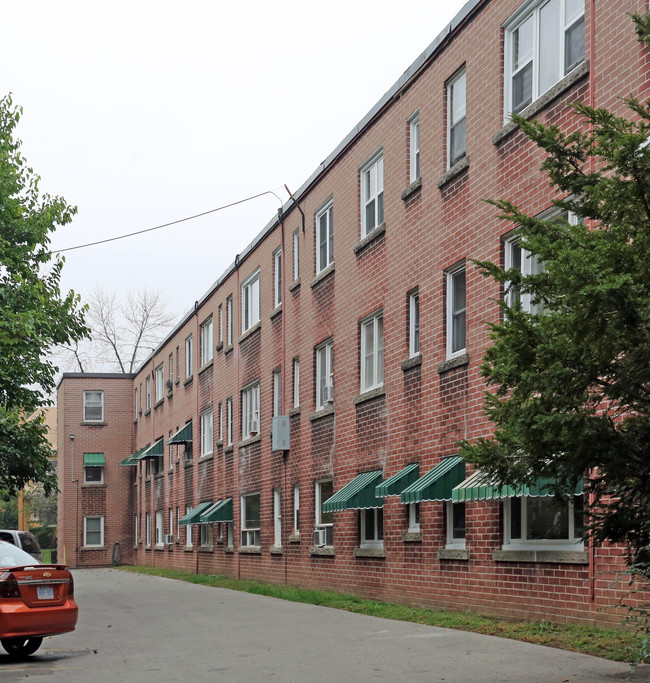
[1,636,43,658]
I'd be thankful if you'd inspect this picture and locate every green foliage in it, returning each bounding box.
[461,15,650,598]
[30,524,56,549]
[0,94,87,495]
[0,495,18,528]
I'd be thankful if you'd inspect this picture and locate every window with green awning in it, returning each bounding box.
[401,456,465,503]
[375,463,419,497]
[322,470,383,513]
[451,470,583,502]
[83,453,105,467]
[138,438,164,459]
[199,498,233,524]
[167,421,193,445]
[179,501,213,526]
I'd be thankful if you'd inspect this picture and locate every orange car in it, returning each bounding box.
[0,540,78,658]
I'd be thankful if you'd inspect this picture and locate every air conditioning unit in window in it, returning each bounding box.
[166,379,173,391]
[164,534,174,545]
[249,420,259,435]
[313,528,327,547]
[322,385,334,404]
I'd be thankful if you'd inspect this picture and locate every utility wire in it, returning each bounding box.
[51,188,286,254]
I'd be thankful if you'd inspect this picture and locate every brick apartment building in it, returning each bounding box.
[57,0,650,626]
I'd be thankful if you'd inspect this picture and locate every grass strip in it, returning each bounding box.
[118,564,642,663]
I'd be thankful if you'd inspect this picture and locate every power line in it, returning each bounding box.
[51,188,286,254]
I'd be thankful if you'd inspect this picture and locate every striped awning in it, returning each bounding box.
[323,470,383,513]
[375,463,419,497]
[179,502,213,526]
[401,456,465,503]
[138,438,165,459]
[83,453,105,467]
[452,470,583,502]
[167,421,193,445]
[120,444,149,466]
[199,498,233,524]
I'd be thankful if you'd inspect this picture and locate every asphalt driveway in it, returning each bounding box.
[1,568,649,682]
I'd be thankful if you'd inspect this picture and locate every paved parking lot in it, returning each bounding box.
[1,568,649,682]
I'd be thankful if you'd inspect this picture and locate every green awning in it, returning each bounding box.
[376,463,419,497]
[323,470,383,513]
[120,445,149,466]
[179,501,213,526]
[452,470,584,502]
[138,438,164,459]
[401,456,465,503]
[83,453,105,467]
[199,498,233,524]
[167,421,193,445]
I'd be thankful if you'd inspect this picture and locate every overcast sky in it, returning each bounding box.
[4,0,468,323]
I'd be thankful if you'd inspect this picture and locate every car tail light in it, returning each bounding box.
[68,573,74,597]
[0,572,20,598]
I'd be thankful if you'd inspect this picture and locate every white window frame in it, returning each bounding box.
[218,304,223,345]
[292,358,300,408]
[134,514,138,546]
[315,340,334,410]
[185,334,193,378]
[315,479,334,530]
[145,512,151,547]
[145,377,151,411]
[360,312,384,393]
[155,510,164,547]
[273,488,282,548]
[273,248,282,308]
[360,151,384,237]
[200,408,213,457]
[155,364,164,403]
[200,317,214,366]
[445,501,466,549]
[241,493,261,547]
[408,502,420,533]
[241,382,260,439]
[315,200,334,274]
[447,68,466,168]
[226,296,233,347]
[200,522,213,548]
[241,269,261,333]
[134,388,138,420]
[409,291,420,358]
[408,112,420,183]
[84,464,104,485]
[176,506,180,541]
[446,264,466,359]
[272,369,282,418]
[84,515,104,547]
[169,507,174,541]
[226,397,233,446]
[218,402,223,443]
[503,495,584,551]
[83,390,104,422]
[293,485,300,535]
[504,0,585,118]
[185,505,192,547]
[293,229,300,281]
[360,508,384,549]
[168,353,173,389]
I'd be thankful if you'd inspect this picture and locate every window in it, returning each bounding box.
[241,269,260,333]
[200,409,213,457]
[408,502,420,533]
[274,248,282,308]
[168,430,174,468]
[241,493,261,546]
[134,388,138,420]
[155,511,164,547]
[145,377,151,411]
[155,364,164,402]
[84,465,103,484]
[292,358,300,408]
[227,521,234,548]
[175,346,179,383]
[226,397,233,446]
[361,152,384,237]
[84,516,104,547]
[446,265,466,359]
[409,291,420,357]
[360,508,383,548]
[504,237,544,313]
[316,201,334,274]
[315,479,334,536]
[226,296,233,346]
[169,508,174,542]
[409,112,420,182]
[176,506,180,540]
[145,512,151,547]
[218,304,223,345]
[200,317,213,366]
[506,0,585,115]
[316,341,333,409]
[83,390,103,422]
[273,369,282,418]
[185,505,193,547]
[360,312,384,392]
[241,383,260,439]
[218,402,223,443]
[447,68,466,168]
[200,522,213,548]
[504,495,584,549]
[273,488,282,547]
[134,515,138,546]
[293,229,300,281]
[446,501,466,548]
[185,334,193,378]
[293,485,300,535]
[168,353,173,389]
